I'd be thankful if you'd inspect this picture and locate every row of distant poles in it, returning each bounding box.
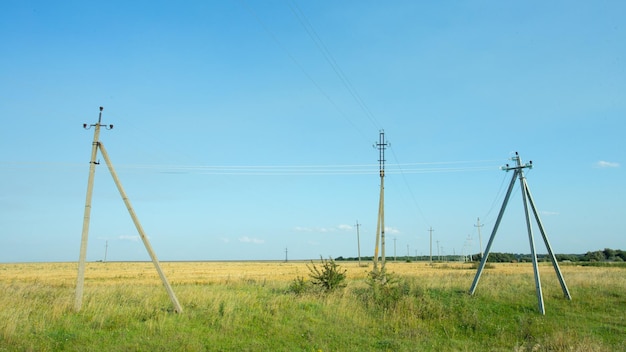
[74,110,570,315]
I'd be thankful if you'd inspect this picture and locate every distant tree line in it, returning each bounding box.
[335,248,625,263]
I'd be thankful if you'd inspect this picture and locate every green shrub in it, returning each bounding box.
[287,276,308,295]
[307,257,347,292]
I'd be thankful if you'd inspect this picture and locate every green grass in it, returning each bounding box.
[1,263,624,351]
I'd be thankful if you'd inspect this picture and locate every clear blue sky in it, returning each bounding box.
[1,1,624,262]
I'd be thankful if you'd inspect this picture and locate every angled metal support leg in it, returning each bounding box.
[469,170,518,295]
[524,180,572,300]
[519,172,545,315]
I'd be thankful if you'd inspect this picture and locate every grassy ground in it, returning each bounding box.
[0,261,624,351]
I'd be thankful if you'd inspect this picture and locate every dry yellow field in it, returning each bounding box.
[1,260,624,351]
[0,260,613,288]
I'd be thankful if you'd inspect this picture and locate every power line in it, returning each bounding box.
[239,0,369,141]
[0,160,500,175]
[288,0,382,130]
[388,145,431,227]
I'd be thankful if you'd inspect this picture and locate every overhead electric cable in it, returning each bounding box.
[480,161,534,225]
[239,0,368,140]
[288,0,382,130]
[0,160,500,176]
[0,158,501,172]
[388,145,431,227]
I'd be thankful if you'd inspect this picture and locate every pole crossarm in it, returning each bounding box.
[469,152,571,315]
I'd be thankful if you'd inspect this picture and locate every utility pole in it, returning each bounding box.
[428,227,434,263]
[76,108,106,311]
[469,152,571,315]
[355,221,362,266]
[285,247,288,262]
[75,107,182,313]
[475,217,484,258]
[103,240,108,262]
[372,130,388,273]
[393,237,397,262]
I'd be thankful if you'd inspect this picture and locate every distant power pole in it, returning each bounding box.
[428,227,435,263]
[285,247,288,262]
[393,237,397,262]
[103,240,108,262]
[355,221,362,266]
[475,217,484,257]
[372,130,388,273]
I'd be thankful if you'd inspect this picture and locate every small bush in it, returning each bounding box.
[307,257,347,292]
[287,276,308,295]
[360,267,409,312]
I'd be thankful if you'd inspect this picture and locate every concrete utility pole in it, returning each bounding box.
[372,130,388,273]
[103,240,108,262]
[75,108,105,311]
[393,237,397,262]
[355,221,362,266]
[469,152,571,315]
[475,217,484,257]
[429,227,434,262]
[285,247,288,262]
[75,107,182,313]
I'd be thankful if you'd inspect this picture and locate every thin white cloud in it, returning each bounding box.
[239,236,264,244]
[384,226,400,235]
[118,235,141,242]
[540,211,559,216]
[294,224,354,233]
[595,160,620,168]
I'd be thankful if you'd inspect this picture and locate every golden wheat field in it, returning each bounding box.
[0,259,618,289]
[1,260,625,351]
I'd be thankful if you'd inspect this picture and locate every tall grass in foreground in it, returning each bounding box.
[0,262,624,351]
